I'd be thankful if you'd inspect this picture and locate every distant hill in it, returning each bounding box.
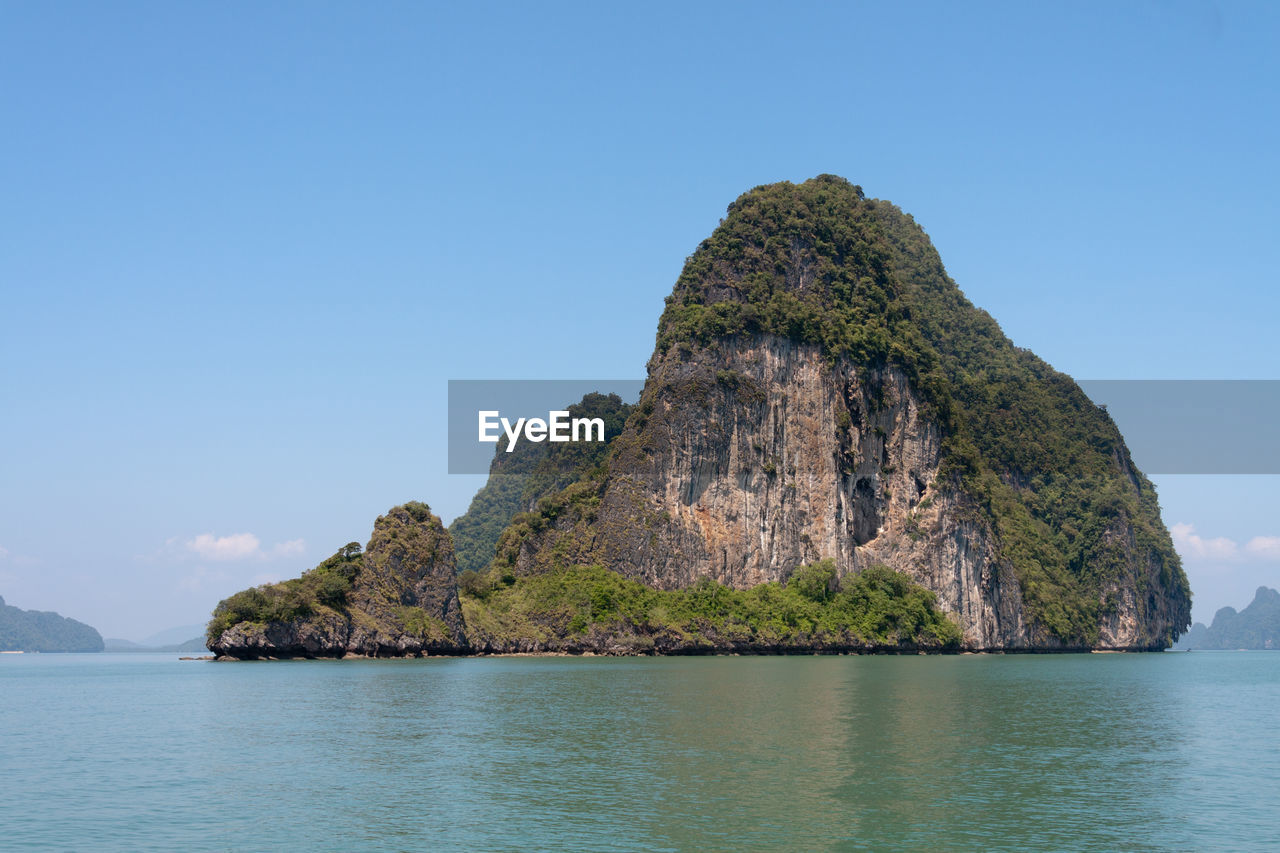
[1174,587,1280,650]
[0,595,104,652]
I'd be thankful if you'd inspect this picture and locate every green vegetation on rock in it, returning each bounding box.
[519,392,633,503]
[206,542,363,642]
[460,559,962,653]
[449,437,546,574]
[655,176,941,390]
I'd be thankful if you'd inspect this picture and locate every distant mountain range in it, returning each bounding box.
[1174,587,1280,650]
[0,598,209,654]
[103,636,210,653]
[0,595,104,652]
[104,622,209,652]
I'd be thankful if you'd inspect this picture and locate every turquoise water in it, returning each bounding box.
[2,652,1277,851]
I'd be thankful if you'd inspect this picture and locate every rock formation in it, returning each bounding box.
[208,502,467,658]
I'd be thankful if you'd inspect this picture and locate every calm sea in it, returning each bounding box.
[2,651,1277,851]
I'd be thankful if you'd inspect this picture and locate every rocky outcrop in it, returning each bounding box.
[345,503,467,653]
[209,502,468,659]
[211,613,352,660]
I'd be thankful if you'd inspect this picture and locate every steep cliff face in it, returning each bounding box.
[508,335,1026,649]
[209,502,467,659]
[597,336,935,589]
[504,175,1191,650]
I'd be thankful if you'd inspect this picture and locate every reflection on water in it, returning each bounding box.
[2,652,1277,851]
[832,657,1192,851]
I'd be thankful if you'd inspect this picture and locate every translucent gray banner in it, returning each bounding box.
[1077,380,1280,474]
[447,379,1280,475]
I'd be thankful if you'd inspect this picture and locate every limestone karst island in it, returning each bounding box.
[208,176,1192,658]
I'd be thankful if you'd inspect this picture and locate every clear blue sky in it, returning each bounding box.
[2,0,1277,639]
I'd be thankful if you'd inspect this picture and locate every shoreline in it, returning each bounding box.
[210,643,1174,661]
